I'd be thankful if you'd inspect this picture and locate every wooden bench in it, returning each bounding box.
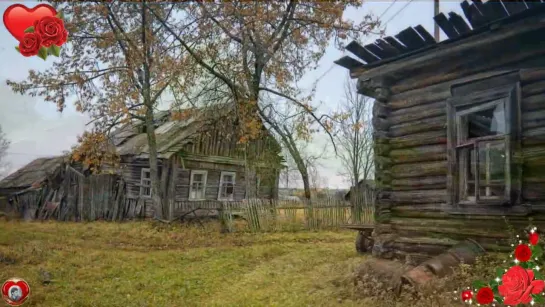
[341,224,375,254]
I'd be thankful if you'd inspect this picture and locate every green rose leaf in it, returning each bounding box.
[56,11,65,20]
[15,46,20,53]
[37,46,48,61]
[472,280,487,289]
[48,45,61,57]
[533,294,545,303]
[496,268,505,278]
[533,244,543,259]
[534,269,544,280]
[24,26,34,33]
[494,295,504,304]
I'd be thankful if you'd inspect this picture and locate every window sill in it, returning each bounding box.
[445,204,531,216]
[187,199,206,202]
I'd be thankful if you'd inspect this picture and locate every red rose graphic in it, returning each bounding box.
[18,32,42,57]
[529,232,539,245]
[515,244,532,262]
[476,287,494,305]
[498,265,545,305]
[33,16,68,47]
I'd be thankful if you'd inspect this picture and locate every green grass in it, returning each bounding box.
[0,221,370,307]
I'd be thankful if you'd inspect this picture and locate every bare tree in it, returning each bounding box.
[0,125,10,179]
[334,76,374,198]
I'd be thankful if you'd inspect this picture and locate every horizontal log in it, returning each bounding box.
[388,101,445,126]
[392,176,446,188]
[388,189,447,204]
[522,109,545,130]
[523,182,545,201]
[386,71,520,110]
[389,115,446,138]
[389,130,447,149]
[522,80,545,97]
[390,215,542,229]
[522,127,545,146]
[372,116,390,131]
[523,145,545,162]
[522,93,545,112]
[521,68,545,83]
[392,225,509,239]
[391,161,447,179]
[389,144,446,164]
[389,241,449,255]
[373,101,390,118]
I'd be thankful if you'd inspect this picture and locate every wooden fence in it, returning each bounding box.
[3,167,375,231]
[170,198,374,232]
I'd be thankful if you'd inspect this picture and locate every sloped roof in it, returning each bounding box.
[335,0,545,71]
[0,156,66,189]
[109,106,233,159]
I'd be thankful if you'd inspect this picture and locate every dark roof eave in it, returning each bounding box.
[344,4,545,78]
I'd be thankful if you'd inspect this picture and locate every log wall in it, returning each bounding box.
[370,68,545,264]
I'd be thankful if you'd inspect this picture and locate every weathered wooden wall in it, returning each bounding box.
[370,67,545,264]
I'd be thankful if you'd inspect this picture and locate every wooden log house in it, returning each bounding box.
[0,107,283,220]
[111,108,283,217]
[335,0,545,263]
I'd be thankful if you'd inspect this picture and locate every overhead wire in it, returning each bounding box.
[383,0,415,26]
[378,0,398,19]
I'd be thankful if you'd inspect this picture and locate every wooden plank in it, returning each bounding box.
[364,43,388,59]
[334,56,365,69]
[480,0,509,21]
[468,3,487,28]
[345,41,380,63]
[394,27,427,50]
[524,0,544,9]
[383,36,408,52]
[433,13,459,39]
[460,0,475,26]
[448,12,472,34]
[502,0,528,15]
[375,39,400,57]
[413,25,436,45]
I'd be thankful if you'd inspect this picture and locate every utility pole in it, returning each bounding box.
[434,0,440,41]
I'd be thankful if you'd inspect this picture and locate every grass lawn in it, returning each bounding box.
[0,220,376,307]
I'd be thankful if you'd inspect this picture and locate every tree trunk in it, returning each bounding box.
[141,0,162,219]
[145,107,163,219]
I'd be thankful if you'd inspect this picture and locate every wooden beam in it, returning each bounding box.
[480,0,509,21]
[346,41,380,63]
[375,39,401,57]
[448,12,472,34]
[364,43,388,59]
[395,27,428,50]
[433,13,459,39]
[384,36,408,52]
[414,25,437,45]
[502,0,528,15]
[334,56,365,69]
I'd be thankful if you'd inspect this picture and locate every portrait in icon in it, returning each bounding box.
[8,286,22,302]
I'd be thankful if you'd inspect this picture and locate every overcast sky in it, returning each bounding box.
[0,1,465,189]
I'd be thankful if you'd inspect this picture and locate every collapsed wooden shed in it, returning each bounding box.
[335,0,545,263]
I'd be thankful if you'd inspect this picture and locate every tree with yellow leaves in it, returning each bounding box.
[147,1,380,199]
[6,1,195,219]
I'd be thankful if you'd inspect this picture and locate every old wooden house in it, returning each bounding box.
[110,108,283,217]
[335,1,545,262]
[0,107,283,220]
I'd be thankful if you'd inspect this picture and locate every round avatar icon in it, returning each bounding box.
[1,278,30,306]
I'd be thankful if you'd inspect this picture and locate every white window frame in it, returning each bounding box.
[218,171,236,201]
[189,170,208,200]
[139,168,152,198]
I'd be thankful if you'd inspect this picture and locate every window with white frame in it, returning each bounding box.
[189,170,207,200]
[218,172,236,200]
[139,168,152,197]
